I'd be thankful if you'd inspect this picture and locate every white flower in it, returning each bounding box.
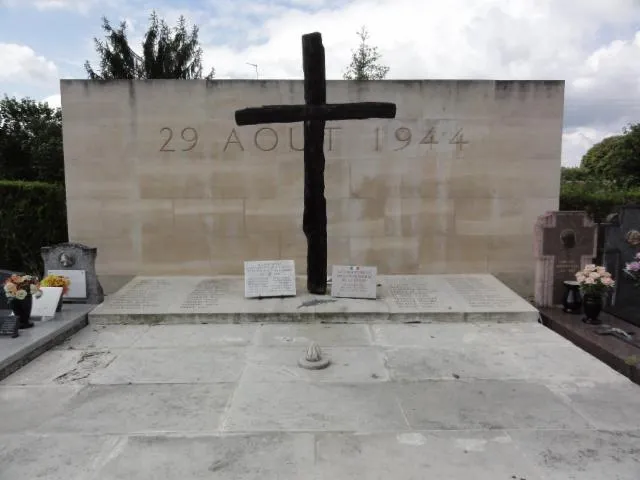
[596,266,606,274]
[15,289,27,300]
[576,274,586,283]
[602,277,614,286]
[584,264,597,272]
[585,278,595,285]
[589,272,600,280]
[30,284,37,294]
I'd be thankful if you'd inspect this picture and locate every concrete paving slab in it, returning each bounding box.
[396,379,592,430]
[316,431,543,480]
[36,383,235,434]
[134,324,257,348]
[89,347,246,384]
[221,381,409,432]
[2,348,115,385]
[0,385,82,433]
[510,429,640,480]
[244,346,388,383]
[0,434,119,480]
[547,381,640,430]
[53,324,150,350]
[254,323,373,346]
[94,433,316,480]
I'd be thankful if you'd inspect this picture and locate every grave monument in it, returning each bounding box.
[534,211,597,307]
[602,205,640,327]
[60,36,564,299]
[235,32,395,294]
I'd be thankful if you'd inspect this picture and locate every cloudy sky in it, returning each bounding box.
[1,0,639,167]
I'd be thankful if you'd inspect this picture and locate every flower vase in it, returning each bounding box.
[9,294,34,329]
[582,293,603,325]
[56,295,63,312]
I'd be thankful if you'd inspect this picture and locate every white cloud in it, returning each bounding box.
[5,0,123,13]
[42,94,61,108]
[0,43,58,84]
[196,0,640,166]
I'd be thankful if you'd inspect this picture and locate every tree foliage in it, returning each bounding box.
[343,26,390,80]
[85,12,214,80]
[580,123,640,188]
[0,96,63,184]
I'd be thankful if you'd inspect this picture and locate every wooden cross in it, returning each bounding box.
[235,32,396,295]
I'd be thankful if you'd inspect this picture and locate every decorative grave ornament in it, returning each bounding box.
[235,31,396,295]
[41,242,104,304]
[298,341,331,370]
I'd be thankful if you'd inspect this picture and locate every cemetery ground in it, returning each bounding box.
[1,319,640,478]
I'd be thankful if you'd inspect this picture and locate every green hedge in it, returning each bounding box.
[560,181,640,222]
[0,180,68,275]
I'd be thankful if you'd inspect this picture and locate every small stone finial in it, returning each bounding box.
[298,341,330,370]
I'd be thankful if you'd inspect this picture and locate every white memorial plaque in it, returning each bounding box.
[31,287,63,318]
[47,269,87,299]
[331,265,377,299]
[244,260,296,298]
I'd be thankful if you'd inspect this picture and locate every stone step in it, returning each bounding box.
[88,274,539,325]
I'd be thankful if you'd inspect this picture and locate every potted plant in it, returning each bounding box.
[40,274,71,311]
[3,274,43,329]
[623,252,640,288]
[574,264,615,325]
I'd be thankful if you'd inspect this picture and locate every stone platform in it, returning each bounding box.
[88,274,539,324]
[2,321,639,478]
[0,304,94,381]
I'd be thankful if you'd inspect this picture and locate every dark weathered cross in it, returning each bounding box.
[235,32,396,295]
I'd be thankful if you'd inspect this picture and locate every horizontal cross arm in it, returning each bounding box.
[235,102,396,125]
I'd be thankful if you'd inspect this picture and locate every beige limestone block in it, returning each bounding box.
[138,200,175,236]
[418,234,489,274]
[245,198,304,234]
[210,235,280,274]
[327,199,385,237]
[350,237,420,273]
[139,170,212,199]
[73,234,138,275]
[384,198,454,236]
[522,197,560,232]
[173,199,245,237]
[487,234,536,273]
[141,229,210,265]
[454,198,526,236]
[350,158,439,199]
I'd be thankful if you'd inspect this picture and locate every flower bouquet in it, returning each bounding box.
[623,253,640,288]
[574,265,615,324]
[3,275,43,329]
[41,273,71,311]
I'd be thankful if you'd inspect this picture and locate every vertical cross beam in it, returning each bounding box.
[302,33,328,294]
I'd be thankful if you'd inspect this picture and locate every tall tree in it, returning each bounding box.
[343,26,390,80]
[581,124,640,188]
[85,12,215,80]
[0,96,63,183]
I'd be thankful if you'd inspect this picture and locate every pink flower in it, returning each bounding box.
[602,277,614,286]
[584,264,597,272]
[627,262,640,272]
[589,272,600,280]
[585,277,595,284]
[576,274,586,283]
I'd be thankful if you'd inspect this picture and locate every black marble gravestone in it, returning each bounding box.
[602,205,640,327]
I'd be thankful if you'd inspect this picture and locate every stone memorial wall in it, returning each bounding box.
[60,79,565,296]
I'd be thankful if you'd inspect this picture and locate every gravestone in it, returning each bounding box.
[602,205,640,327]
[330,265,377,299]
[41,242,104,304]
[235,31,396,295]
[244,260,297,298]
[534,211,597,307]
[31,287,64,318]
